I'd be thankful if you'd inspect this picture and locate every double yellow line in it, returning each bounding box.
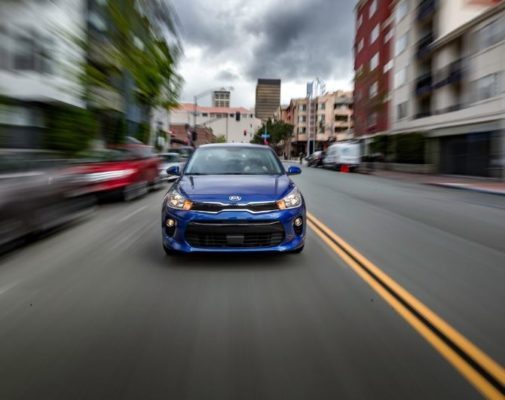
[307,212,505,399]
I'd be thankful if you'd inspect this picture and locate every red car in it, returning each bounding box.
[72,145,162,201]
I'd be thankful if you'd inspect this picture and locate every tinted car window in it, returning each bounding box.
[185,147,283,175]
[161,154,180,163]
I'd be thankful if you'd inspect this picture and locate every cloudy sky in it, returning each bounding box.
[171,0,355,108]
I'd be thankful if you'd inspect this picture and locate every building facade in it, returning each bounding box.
[255,79,281,121]
[390,0,505,177]
[0,0,85,148]
[353,0,394,137]
[170,103,263,144]
[212,90,230,108]
[289,91,354,156]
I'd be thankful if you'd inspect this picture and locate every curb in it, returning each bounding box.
[425,182,505,197]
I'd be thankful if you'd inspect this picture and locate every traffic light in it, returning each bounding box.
[192,131,198,142]
[235,111,240,121]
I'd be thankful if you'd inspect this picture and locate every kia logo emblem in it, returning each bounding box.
[229,195,242,202]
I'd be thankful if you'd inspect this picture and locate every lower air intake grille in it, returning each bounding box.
[185,221,284,248]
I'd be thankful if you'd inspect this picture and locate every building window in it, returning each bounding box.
[395,33,408,56]
[299,116,306,123]
[370,52,379,70]
[474,74,498,102]
[299,104,306,111]
[358,38,364,52]
[13,36,35,71]
[202,113,208,117]
[320,103,326,110]
[371,25,380,44]
[369,81,378,98]
[0,29,9,70]
[370,0,378,17]
[395,0,408,23]
[385,29,394,43]
[394,68,406,88]
[397,101,408,120]
[368,112,378,127]
[301,127,306,134]
[384,59,393,73]
[475,17,505,51]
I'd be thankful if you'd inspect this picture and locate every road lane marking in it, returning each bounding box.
[0,280,21,297]
[307,212,505,399]
[118,206,147,223]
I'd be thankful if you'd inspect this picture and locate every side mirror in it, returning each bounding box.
[287,166,302,176]
[166,166,180,176]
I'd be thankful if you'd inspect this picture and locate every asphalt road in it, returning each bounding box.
[0,167,504,400]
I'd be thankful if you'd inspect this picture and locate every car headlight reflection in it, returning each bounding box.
[85,169,136,183]
[277,188,302,210]
[167,189,193,210]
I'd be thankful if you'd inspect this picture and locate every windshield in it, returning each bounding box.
[185,147,284,175]
[161,154,179,163]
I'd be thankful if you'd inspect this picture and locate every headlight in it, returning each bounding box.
[277,188,302,210]
[167,189,193,210]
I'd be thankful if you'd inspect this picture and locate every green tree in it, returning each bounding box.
[73,0,183,145]
[213,135,227,143]
[45,106,98,155]
[251,120,294,146]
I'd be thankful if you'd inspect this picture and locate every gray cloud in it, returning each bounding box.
[215,69,240,81]
[172,0,354,106]
[244,0,355,81]
[173,0,354,82]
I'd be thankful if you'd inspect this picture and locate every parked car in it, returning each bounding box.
[161,144,306,254]
[307,151,325,167]
[159,152,186,182]
[72,145,161,201]
[323,142,361,171]
[166,146,194,161]
[0,150,94,248]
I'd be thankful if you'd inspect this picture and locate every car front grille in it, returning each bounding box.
[190,201,279,213]
[185,221,285,248]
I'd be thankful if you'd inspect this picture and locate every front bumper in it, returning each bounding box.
[161,207,306,253]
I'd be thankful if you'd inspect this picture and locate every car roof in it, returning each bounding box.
[199,143,270,149]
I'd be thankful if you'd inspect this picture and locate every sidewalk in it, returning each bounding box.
[368,169,505,196]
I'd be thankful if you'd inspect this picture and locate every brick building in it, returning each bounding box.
[353,0,394,137]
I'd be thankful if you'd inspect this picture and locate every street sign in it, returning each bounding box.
[261,132,270,139]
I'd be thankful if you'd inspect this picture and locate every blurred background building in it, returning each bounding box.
[390,0,505,177]
[353,0,394,138]
[353,0,505,179]
[170,104,262,144]
[255,79,281,121]
[287,91,354,156]
[1,0,182,154]
[212,90,231,108]
[0,0,85,148]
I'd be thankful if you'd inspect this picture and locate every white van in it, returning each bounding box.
[323,142,361,171]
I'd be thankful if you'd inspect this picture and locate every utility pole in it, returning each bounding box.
[193,95,197,130]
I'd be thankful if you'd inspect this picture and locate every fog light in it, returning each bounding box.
[165,218,176,237]
[293,217,304,235]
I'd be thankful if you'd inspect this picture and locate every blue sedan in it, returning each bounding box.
[161,144,306,254]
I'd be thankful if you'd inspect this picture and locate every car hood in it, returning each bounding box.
[177,175,294,203]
